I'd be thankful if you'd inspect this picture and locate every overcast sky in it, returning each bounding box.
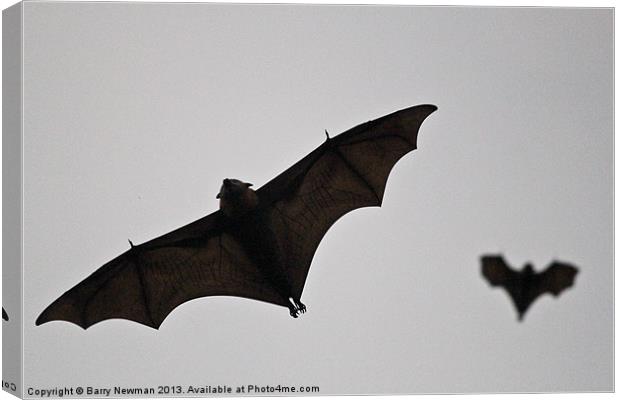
[14,3,613,395]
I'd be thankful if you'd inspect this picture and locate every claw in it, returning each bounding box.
[289,307,299,318]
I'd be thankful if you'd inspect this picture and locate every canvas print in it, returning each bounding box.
[2,2,613,398]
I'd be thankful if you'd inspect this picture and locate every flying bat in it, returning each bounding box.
[36,104,437,329]
[2,308,8,321]
[481,255,578,321]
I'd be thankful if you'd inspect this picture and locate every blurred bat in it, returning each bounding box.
[481,255,578,321]
[3,308,8,321]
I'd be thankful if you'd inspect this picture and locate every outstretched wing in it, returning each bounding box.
[256,105,437,298]
[533,261,579,297]
[481,255,519,287]
[36,213,289,329]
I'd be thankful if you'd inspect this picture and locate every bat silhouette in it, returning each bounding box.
[2,308,8,321]
[481,255,578,321]
[36,104,437,329]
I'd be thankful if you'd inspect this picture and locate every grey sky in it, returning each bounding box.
[17,3,612,395]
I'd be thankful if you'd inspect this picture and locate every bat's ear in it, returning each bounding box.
[245,182,253,187]
[216,192,221,199]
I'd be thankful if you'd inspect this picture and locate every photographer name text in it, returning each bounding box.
[27,384,320,397]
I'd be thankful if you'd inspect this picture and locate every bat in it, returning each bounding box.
[36,104,437,329]
[2,308,8,321]
[481,254,579,321]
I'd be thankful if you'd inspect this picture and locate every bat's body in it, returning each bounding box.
[2,308,8,321]
[36,104,437,329]
[481,255,578,321]
[495,264,537,320]
[218,179,304,316]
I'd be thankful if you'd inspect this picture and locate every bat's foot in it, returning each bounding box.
[295,300,306,314]
[288,298,306,317]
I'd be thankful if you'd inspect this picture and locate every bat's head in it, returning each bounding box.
[217,178,259,218]
[216,178,253,199]
[522,263,535,275]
